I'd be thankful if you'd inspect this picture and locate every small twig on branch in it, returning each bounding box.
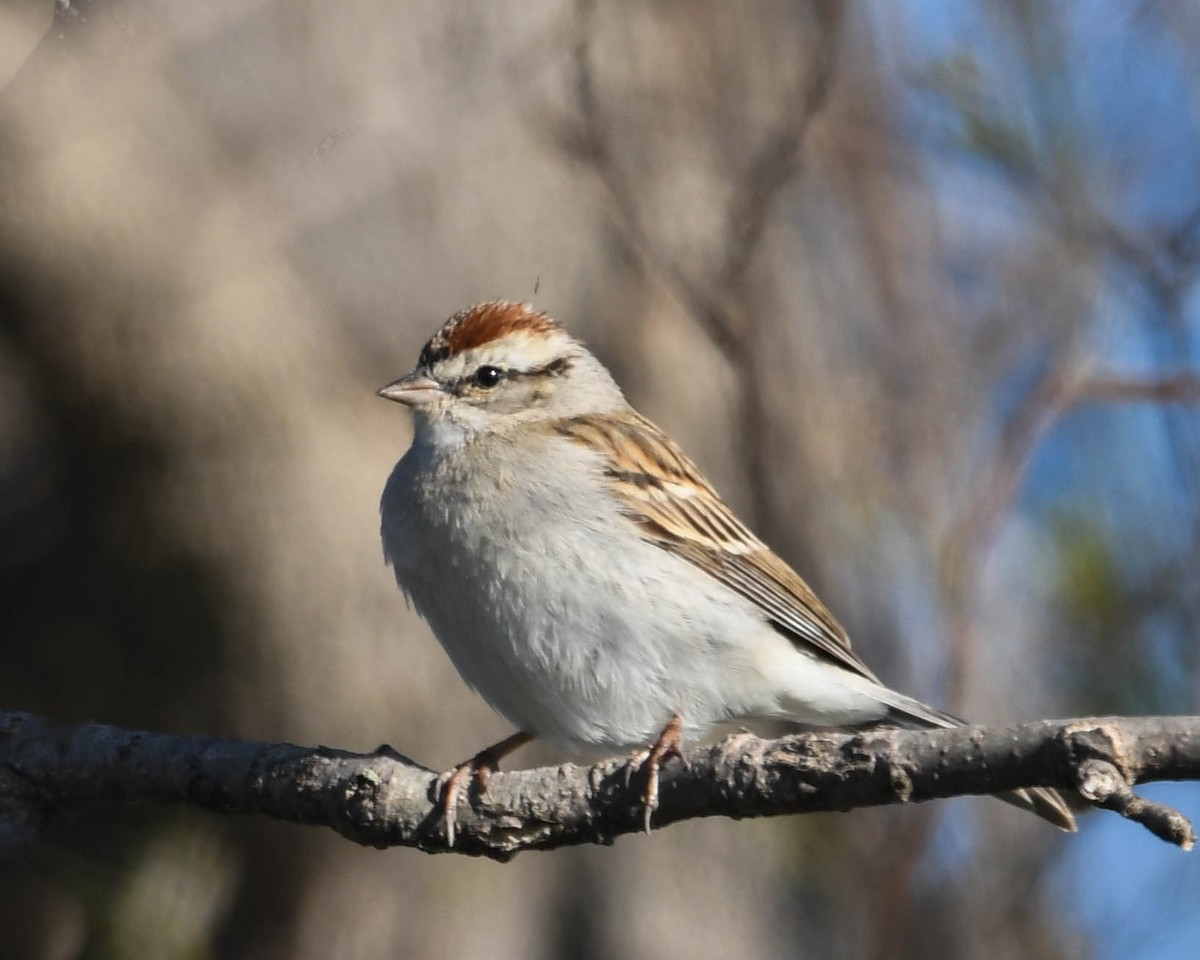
[1,711,1196,861]
[1075,758,1193,849]
[1060,721,1197,850]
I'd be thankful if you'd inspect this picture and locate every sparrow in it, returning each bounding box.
[378,301,1076,844]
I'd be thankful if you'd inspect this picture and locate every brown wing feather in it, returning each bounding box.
[556,411,880,682]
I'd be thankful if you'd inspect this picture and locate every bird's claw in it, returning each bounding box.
[436,762,472,848]
[627,716,686,834]
[435,732,532,846]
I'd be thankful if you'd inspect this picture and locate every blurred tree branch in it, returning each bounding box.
[2,710,1196,862]
[547,0,844,531]
[944,369,1200,582]
[551,0,843,360]
[941,369,1200,713]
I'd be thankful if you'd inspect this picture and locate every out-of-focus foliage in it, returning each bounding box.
[1,1,1198,958]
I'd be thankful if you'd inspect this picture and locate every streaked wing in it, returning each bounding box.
[556,411,880,682]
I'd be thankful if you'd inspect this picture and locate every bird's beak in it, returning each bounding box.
[377,371,442,406]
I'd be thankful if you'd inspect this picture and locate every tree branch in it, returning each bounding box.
[544,0,843,535]
[943,368,1200,587]
[2,711,1196,861]
[940,369,1200,710]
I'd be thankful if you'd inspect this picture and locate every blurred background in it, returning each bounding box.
[1,0,1199,957]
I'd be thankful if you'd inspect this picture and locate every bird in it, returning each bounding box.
[378,300,1076,844]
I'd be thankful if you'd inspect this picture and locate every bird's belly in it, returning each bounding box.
[402,519,769,751]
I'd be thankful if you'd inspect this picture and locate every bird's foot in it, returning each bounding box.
[625,715,688,834]
[435,731,532,846]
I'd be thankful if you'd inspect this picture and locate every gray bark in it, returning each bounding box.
[1,711,1196,861]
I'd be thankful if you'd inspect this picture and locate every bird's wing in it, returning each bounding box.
[556,411,880,682]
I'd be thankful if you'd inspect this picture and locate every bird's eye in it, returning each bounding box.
[473,365,503,388]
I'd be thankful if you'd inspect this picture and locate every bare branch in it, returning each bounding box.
[938,357,1080,715]
[1076,758,1193,848]
[945,362,1079,579]
[1068,371,1200,406]
[940,368,1200,706]
[548,0,746,359]
[2,711,1196,862]
[947,368,1200,576]
[550,0,843,360]
[545,0,844,534]
[718,3,845,291]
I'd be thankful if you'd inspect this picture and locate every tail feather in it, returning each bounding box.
[877,690,1077,833]
[996,786,1078,832]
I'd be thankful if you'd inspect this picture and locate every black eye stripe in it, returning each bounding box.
[508,356,573,380]
[541,356,572,377]
[444,356,574,395]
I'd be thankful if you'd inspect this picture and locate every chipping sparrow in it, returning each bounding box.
[379,301,1076,844]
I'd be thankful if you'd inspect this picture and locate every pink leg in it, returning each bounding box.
[438,731,533,846]
[628,715,687,833]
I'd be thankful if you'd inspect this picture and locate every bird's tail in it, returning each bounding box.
[876,689,1077,833]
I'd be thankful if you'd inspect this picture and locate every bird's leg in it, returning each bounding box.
[437,731,533,846]
[627,715,687,834]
